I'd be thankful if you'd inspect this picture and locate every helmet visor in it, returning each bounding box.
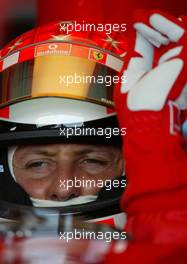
[0,53,121,108]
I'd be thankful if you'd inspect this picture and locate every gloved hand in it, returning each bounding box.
[115,9,187,214]
[104,9,187,264]
[133,9,187,137]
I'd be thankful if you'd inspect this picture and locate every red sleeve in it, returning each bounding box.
[115,77,187,215]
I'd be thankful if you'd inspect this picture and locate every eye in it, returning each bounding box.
[26,161,49,169]
[79,158,109,174]
[82,159,108,165]
[14,159,56,179]
[24,160,56,175]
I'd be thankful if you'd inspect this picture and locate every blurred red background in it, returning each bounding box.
[38,0,187,25]
[0,0,187,48]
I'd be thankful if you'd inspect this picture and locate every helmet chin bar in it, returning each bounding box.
[0,200,126,248]
[0,194,124,228]
[0,200,127,264]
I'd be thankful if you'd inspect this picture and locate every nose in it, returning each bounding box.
[46,163,81,201]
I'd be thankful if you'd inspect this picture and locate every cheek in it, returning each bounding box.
[77,163,123,196]
[90,161,124,181]
[116,158,125,175]
[13,168,51,199]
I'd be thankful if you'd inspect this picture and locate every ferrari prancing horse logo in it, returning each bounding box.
[93,51,104,61]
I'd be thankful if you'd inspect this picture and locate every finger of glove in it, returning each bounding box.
[158,46,183,64]
[133,9,185,45]
[121,31,154,94]
[127,59,184,111]
[134,23,170,47]
[168,43,187,103]
[150,12,185,43]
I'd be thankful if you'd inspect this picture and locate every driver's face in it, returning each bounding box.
[13,144,123,201]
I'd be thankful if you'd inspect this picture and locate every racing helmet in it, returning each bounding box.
[0,20,128,228]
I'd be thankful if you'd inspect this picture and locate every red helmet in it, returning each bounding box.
[0,20,128,228]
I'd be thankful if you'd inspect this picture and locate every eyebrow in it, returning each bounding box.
[18,147,115,157]
[72,148,110,156]
[17,149,58,157]
[29,150,57,156]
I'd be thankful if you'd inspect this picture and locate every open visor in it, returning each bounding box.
[0,53,121,108]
